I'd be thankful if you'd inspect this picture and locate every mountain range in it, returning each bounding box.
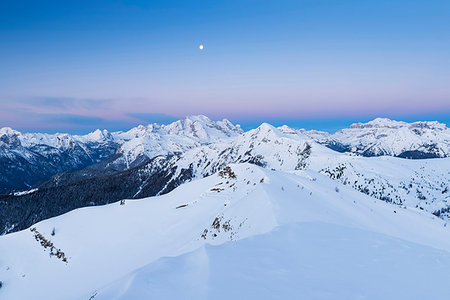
[318,118,450,158]
[0,115,242,194]
[1,115,450,299]
[1,116,449,235]
[1,116,448,195]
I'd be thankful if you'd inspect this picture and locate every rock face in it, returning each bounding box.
[0,116,242,194]
[317,118,450,158]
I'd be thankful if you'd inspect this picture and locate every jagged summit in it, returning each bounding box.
[0,127,20,136]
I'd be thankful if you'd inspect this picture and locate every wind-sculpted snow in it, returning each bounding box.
[1,164,450,300]
[95,223,450,300]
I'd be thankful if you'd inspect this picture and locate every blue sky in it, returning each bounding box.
[1,0,449,133]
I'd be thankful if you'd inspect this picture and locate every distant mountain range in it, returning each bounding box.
[1,116,449,235]
[1,116,448,194]
[0,115,242,193]
[317,118,450,158]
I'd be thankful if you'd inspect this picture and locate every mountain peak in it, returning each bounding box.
[0,127,21,136]
[257,122,277,132]
[277,125,297,134]
[83,129,113,142]
[184,115,212,123]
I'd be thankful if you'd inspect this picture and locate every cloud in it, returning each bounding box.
[0,98,181,133]
[19,96,114,111]
[34,113,106,126]
[0,109,133,134]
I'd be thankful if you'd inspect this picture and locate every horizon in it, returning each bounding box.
[1,114,449,135]
[2,2,450,297]
[1,0,450,133]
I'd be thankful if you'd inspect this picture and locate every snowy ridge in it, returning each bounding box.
[1,163,450,299]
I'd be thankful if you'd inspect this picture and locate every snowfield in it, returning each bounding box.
[96,223,450,300]
[1,163,450,299]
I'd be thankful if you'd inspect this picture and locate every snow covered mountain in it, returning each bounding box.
[128,123,450,218]
[1,163,450,300]
[0,127,118,193]
[2,116,447,195]
[107,115,242,169]
[2,117,450,298]
[2,122,449,235]
[0,116,242,193]
[318,118,450,158]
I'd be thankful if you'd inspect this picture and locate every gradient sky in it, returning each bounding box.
[1,0,450,133]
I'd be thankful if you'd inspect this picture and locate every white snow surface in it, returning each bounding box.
[1,163,450,299]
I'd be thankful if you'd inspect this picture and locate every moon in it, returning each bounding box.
[199,44,204,50]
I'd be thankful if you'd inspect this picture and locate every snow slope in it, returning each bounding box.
[311,155,450,217]
[1,163,450,299]
[96,223,450,300]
